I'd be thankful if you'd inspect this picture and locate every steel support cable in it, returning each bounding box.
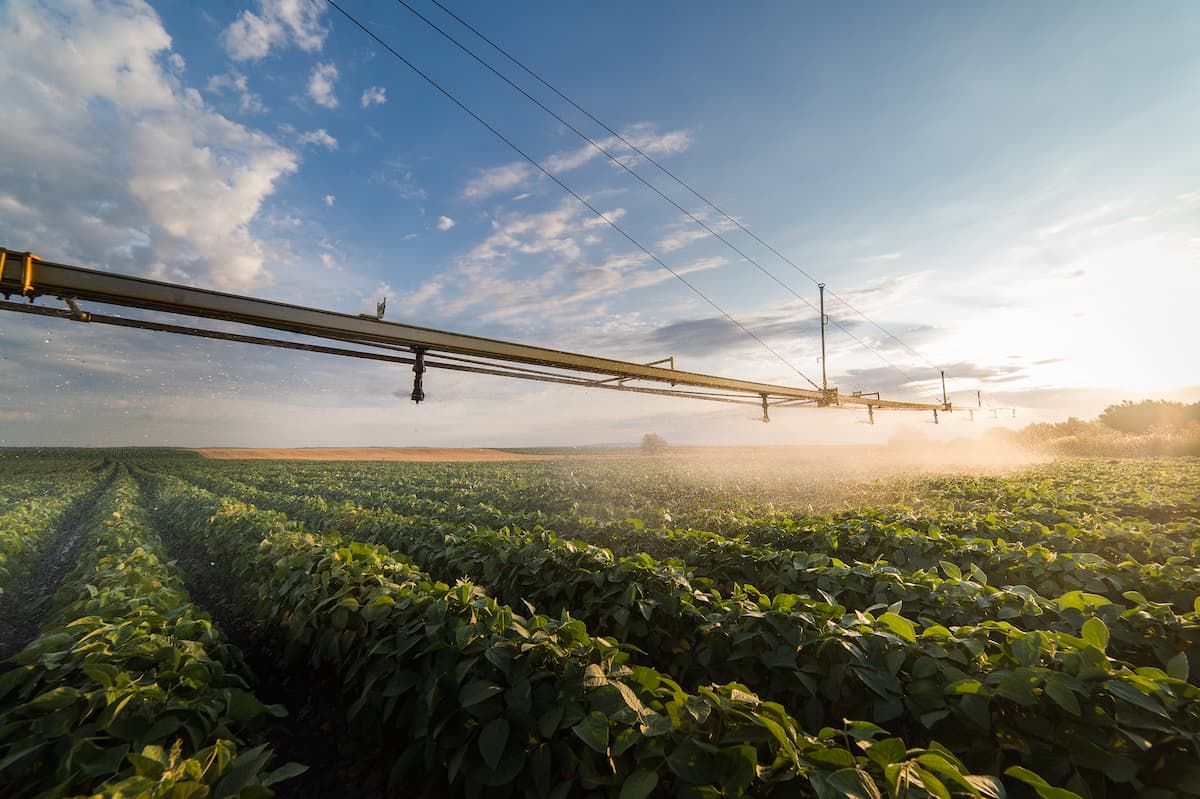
[423,0,940,375]
[324,0,822,392]
[384,0,920,390]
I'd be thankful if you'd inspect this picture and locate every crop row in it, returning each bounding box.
[0,469,299,798]
[180,460,1200,613]
[181,467,1200,674]
[138,467,1012,799]
[171,468,1200,797]
[0,465,109,598]
[185,457,1199,536]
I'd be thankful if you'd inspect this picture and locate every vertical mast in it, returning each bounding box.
[819,283,828,393]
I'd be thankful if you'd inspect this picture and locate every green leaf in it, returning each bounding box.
[816,768,883,799]
[620,769,658,799]
[213,743,272,795]
[915,767,952,799]
[964,774,1006,799]
[1167,652,1189,680]
[262,762,309,787]
[1080,617,1109,652]
[940,561,962,580]
[227,689,268,722]
[25,685,81,712]
[1005,766,1050,788]
[459,680,503,708]
[878,612,916,643]
[666,739,720,785]
[1104,680,1169,718]
[1005,765,1084,798]
[572,711,609,754]
[1043,676,1080,715]
[865,738,907,768]
[479,718,509,771]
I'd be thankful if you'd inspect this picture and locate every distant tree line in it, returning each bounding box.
[640,433,669,455]
[1008,399,1200,457]
[1097,399,1200,434]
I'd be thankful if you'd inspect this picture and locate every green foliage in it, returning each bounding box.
[0,470,298,798]
[1098,400,1200,435]
[10,452,1200,798]
[143,472,1005,798]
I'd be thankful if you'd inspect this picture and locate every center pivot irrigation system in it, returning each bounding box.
[1,247,960,424]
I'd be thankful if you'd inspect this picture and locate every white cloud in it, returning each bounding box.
[167,52,185,72]
[469,200,592,262]
[392,199,725,328]
[463,124,692,200]
[654,210,737,253]
[0,0,298,290]
[307,62,338,108]
[324,194,335,206]
[436,215,456,231]
[463,162,535,200]
[298,128,338,149]
[361,86,387,107]
[223,0,327,61]
[544,124,693,173]
[206,69,265,113]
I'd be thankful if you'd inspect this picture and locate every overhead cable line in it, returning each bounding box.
[324,0,823,391]
[423,0,939,377]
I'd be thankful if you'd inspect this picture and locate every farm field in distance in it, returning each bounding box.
[1,449,1198,799]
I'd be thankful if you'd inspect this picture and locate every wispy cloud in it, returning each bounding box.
[391,199,731,330]
[307,62,339,109]
[462,124,691,200]
[370,160,426,200]
[463,162,536,201]
[223,0,327,61]
[654,209,739,253]
[436,215,455,231]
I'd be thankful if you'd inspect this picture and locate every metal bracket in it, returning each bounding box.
[64,297,90,322]
[410,346,427,403]
[0,250,40,300]
[760,394,770,424]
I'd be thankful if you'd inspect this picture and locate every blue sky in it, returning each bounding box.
[1,0,1197,447]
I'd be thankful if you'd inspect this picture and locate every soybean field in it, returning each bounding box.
[1,450,1198,799]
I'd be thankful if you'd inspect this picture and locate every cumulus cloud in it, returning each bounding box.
[324,194,335,206]
[206,69,265,113]
[436,215,455,231]
[307,61,338,108]
[298,128,338,149]
[0,0,298,290]
[223,0,327,61]
[361,86,387,107]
